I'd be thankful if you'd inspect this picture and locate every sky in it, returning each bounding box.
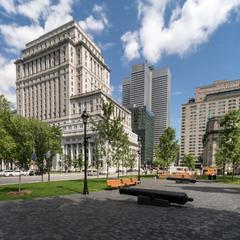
[0,0,240,139]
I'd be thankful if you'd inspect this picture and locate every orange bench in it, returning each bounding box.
[106,179,124,189]
[130,177,140,185]
[121,178,136,186]
[172,172,196,179]
[159,174,171,179]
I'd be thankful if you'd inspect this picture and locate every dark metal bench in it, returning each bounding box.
[166,177,197,183]
[119,187,193,206]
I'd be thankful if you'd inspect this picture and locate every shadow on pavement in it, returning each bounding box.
[0,194,239,240]
[178,185,240,195]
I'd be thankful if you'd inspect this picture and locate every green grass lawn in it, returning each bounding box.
[0,179,107,202]
[0,175,154,202]
[197,175,240,184]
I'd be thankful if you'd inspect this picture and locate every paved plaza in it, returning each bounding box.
[0,179,239,240]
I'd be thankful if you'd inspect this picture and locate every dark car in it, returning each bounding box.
[29,170,45,176]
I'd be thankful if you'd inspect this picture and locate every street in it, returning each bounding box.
[0,172,139,185]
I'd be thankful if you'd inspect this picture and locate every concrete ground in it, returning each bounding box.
[0,172,132,185]
[0,179,239,240]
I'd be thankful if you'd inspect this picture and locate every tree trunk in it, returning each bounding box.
[18,174,21,192]
[223,163,226,178]
[232,162,235,181]
[117,162,120,179]
[106,161,109,180]
[48,167,50,182]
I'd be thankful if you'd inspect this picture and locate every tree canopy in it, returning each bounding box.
[153,127,179,169]
[91,98,133,178]
[182,154,195,170]
[0,95,62,178]
[215,110,240,180]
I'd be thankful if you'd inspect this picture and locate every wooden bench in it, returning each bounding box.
[106,179,124,189]
[130,177,140,185]
[121,178,136,186]
[159,174,171,179]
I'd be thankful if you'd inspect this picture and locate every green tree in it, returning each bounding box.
[0,96,34,191]
[111,118,130,178]
[182,154,195,170]
[0,94,62,186]
[0,120,16,170]
[30,119,62,182]
[30,120,48,181]
[153,127,179,170]
[0,94,12,113]
[92,136,104,178]
[62,154,72,173]
[73,154,83,172]
[0,95,16,169]
[45,125,62,181]
[216,110,240,180]
[92,99,129,179]
[123,151,136,175]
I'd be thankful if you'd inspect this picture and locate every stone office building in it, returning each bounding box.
[181,80,240,167]
[15,21,138,171]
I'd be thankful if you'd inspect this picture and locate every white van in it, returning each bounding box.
[87,169,98,176]
[169,166,190,174]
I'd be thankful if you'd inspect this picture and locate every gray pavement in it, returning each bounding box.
[0,172,129,185]
[0,179,239,240]
[0,173,84,185]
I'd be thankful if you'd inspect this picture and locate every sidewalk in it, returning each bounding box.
[0,179,239,240]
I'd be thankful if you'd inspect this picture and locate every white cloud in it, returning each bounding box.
[0,0,16,14]
[44,0,73,32]
[121,31,140,61]
[122,0,240,63]
[0,55,16,104]
[0,24,44,50]
[17,0,51,23]
[0,0,74,103]
[98,42,115,51]
[79,4,108,34]
[0,0,74,51]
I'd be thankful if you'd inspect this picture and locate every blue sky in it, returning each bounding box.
[0,0,240,139]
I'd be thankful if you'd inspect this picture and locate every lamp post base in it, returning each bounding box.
[83,180,89,195]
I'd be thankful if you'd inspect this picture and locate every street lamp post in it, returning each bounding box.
[138,136,142,182]
[46,150,51,182]
[81,109,89,195]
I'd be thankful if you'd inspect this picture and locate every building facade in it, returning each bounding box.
[122,63,170,147]
[202,117,221,167]
[152,68,171,145]
[130,106,154,165]
[15,21,138,171]
[180,80,240,166]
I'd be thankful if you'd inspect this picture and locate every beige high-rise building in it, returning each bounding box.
[15,21,138,171]
[15,21,110,122]
[180,79,240,166]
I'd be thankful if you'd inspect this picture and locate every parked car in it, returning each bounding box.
[13,170,22,176]
[3,170,14,177]
[29,170,35,176]
[34,170,44,175]
[0,171,4,177]
[99,170,107,175]
[87,169,98,176]
[21,170,30,176]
